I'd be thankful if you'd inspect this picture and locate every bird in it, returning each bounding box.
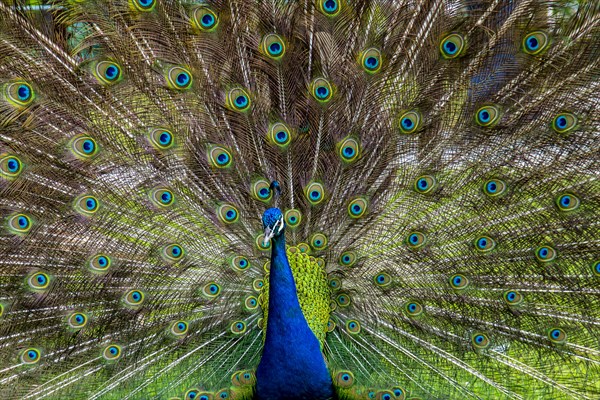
[0,0,599,399]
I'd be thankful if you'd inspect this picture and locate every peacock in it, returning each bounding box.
[0,0,599,398]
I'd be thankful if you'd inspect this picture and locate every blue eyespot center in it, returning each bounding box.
[139,0,152,6]
[18,216,28,228]
[410,234,418,243]
[479,110,490,122]
[275,131,287,142]
[109,346,117,354]
[551,329,560,338]
[418,178,428,188]
[159,132,172,145]
[444,40,457,54]
[316,86,329,99]
[557,116,567,128]
[539,247,549,258]
[28,350,38,359]
[105,65,118,80]
[82,140,95,153]
[132,292,141,301]
[289,216,297,222]
[86,199,96,210]
[409,303,416,311]
[475,335,484,343]
[7,158,19,172]
[377,275,385,283]
[478,238,487,248]
[352,204,361,214]
[75,315,84,323]
[560,195,570,206]
[402,117,414,129]
[98,256,107,266]
[343,256,350,263]
[18,85,31,100]
[487,182,497,192]
[202,13,215,27]
[269,42,282,55]
[310,190,320,200]
[217,153,229,164]
[527,36,539,50]
[176,73,190,86]
[161,192,171,203]
[349,322,356,328]
[226,210,236,220]
[453,276,462,285]
[239,259,247,267]
[171,246,181,256]
[507,292,516,301]
[343,146,355,157]
[37,275,46,284]
[365,56,378,68]
[235,95,248,107]
[324,0,337,12]
[258,188,269,198]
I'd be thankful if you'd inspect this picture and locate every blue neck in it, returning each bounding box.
[255,233,333,400]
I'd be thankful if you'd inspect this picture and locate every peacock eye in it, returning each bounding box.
[440,33,465,59]
[547,327,567,344]
[227,88,251,112]
[471,333,490,350]
[103,344,122,360]
[253,278,264,291]
[483,179,507,197]
[404,301,423,317]
[475,105,501,127]
[0,155,23,179]
[124,290,145,306]
[406,231,426,249]
[305,181,325,205]
[336,293,352,307]
[202,282,221,299]
[74,195,99,216]
[522,31,550,55]
[244,295,259,310]
[311,78,333,103]
[268,122,292,148]
[339,250,357,267]
[503,290,523,306]
[166,66,193,90]
[162,244,184,262]
[361,48,382,73]
[21,348,41,364]
[6,81,35,108]
[310,233,328,251]
[8,213,32,234]
[345,319,360,334]
[94,61,123,85]
[251,179,272,202]
[231,256,250,272]
[185,389,200,400]
[318,0,341,16]
[535,246,557,263]
[338,136,360,163]
[335,370,354,387]
[192,6,219,31]
[131,0,155,12]
[28,271,50,290]
[68,312,88,329]
[552,112,577,134]
[261,33,286,59]
[148,128,174,150]
[150,187,175,207]
[449,274,469,290]
[373,272,392,287]
[208,145,233,168]
[89,254,111,272]
[230,320,247,334]
[392,387,405,398]
[347,197,367,218]
[474,236,495,252]
[284,209,302,228]
[398,110,421,134]
[414,175,436,194]
[170,320,189,337]
[70,135,99,159]
[556,193,580,211]
[217,203,239,224]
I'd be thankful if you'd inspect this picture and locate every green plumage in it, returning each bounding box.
[0,0,599,399]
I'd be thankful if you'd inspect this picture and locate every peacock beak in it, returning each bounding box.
[263,217,284,246]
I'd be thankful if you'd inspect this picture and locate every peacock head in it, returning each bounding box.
[262,207,285,246]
